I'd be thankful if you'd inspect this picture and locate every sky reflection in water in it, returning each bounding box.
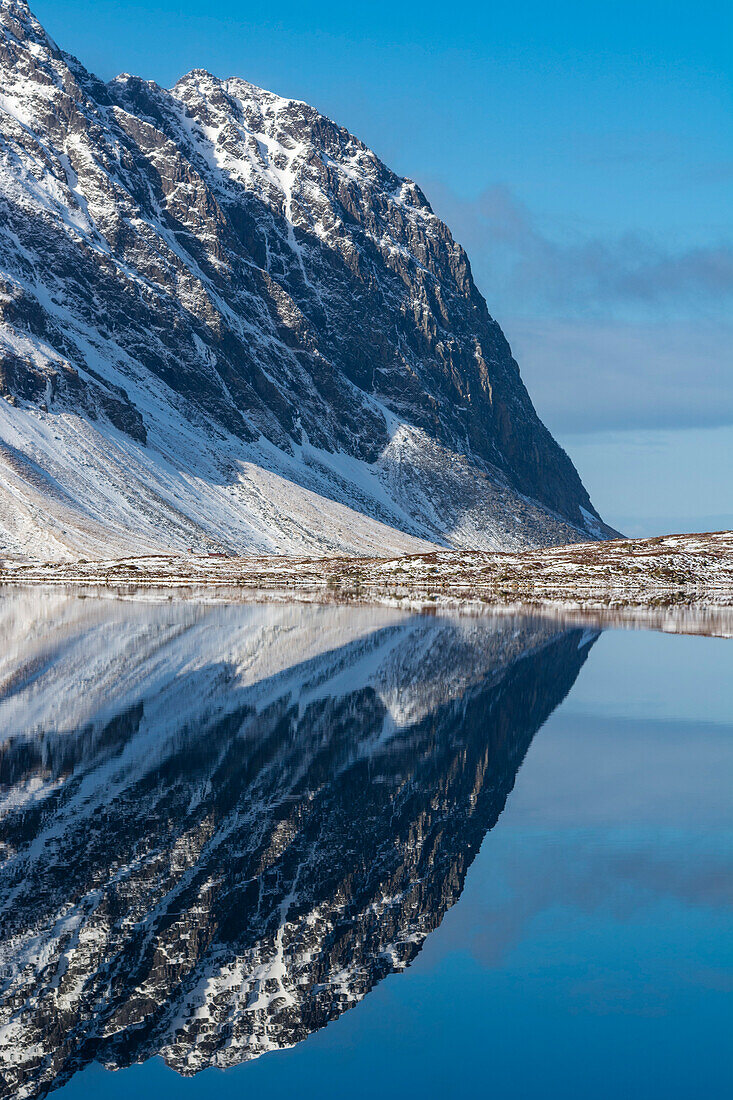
[0,596,730,1100]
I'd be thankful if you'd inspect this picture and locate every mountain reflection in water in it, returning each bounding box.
[0,593,597,1098]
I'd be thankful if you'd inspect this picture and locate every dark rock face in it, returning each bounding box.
[0,0,615,556]
[0,595,597,1097]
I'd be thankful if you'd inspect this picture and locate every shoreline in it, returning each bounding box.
[2,531,732,637]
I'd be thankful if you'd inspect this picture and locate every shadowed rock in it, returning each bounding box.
[0,1,615,557]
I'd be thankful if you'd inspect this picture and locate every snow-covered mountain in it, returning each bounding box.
[0,0,615,559]
[0,593,597,1096]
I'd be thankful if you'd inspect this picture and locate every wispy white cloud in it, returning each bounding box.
[424,182,733,435]
[509,317,733,433]
[429,183,733,318]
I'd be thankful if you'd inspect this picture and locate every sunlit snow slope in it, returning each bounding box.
[0,0,616,559]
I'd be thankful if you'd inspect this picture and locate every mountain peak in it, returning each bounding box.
[1,0,32,18]
[1,0,54,48]
[0,2,616,559]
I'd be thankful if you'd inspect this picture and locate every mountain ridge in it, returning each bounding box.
[0,0,617,558]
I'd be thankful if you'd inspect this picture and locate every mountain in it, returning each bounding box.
[0,593,597,1097]
[0,0,615,559]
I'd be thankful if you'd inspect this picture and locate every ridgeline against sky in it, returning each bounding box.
[0,0,618,559]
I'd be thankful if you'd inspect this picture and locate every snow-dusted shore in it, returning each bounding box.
[2,531,732,636]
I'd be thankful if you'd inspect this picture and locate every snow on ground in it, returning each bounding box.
[0,3,610,561]
[0,392,442,560]
[2,531,732,636]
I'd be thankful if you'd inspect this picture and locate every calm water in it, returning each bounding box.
[0,592,730,1100]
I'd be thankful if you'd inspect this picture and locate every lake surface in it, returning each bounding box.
[0,592,730,1099]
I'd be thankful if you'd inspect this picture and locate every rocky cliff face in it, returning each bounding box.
[0,594,597,1097]
[0,0,615,558]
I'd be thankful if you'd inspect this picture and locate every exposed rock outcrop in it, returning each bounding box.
[0,0,615,557]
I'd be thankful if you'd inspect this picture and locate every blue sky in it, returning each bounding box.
[33,0,733,534]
